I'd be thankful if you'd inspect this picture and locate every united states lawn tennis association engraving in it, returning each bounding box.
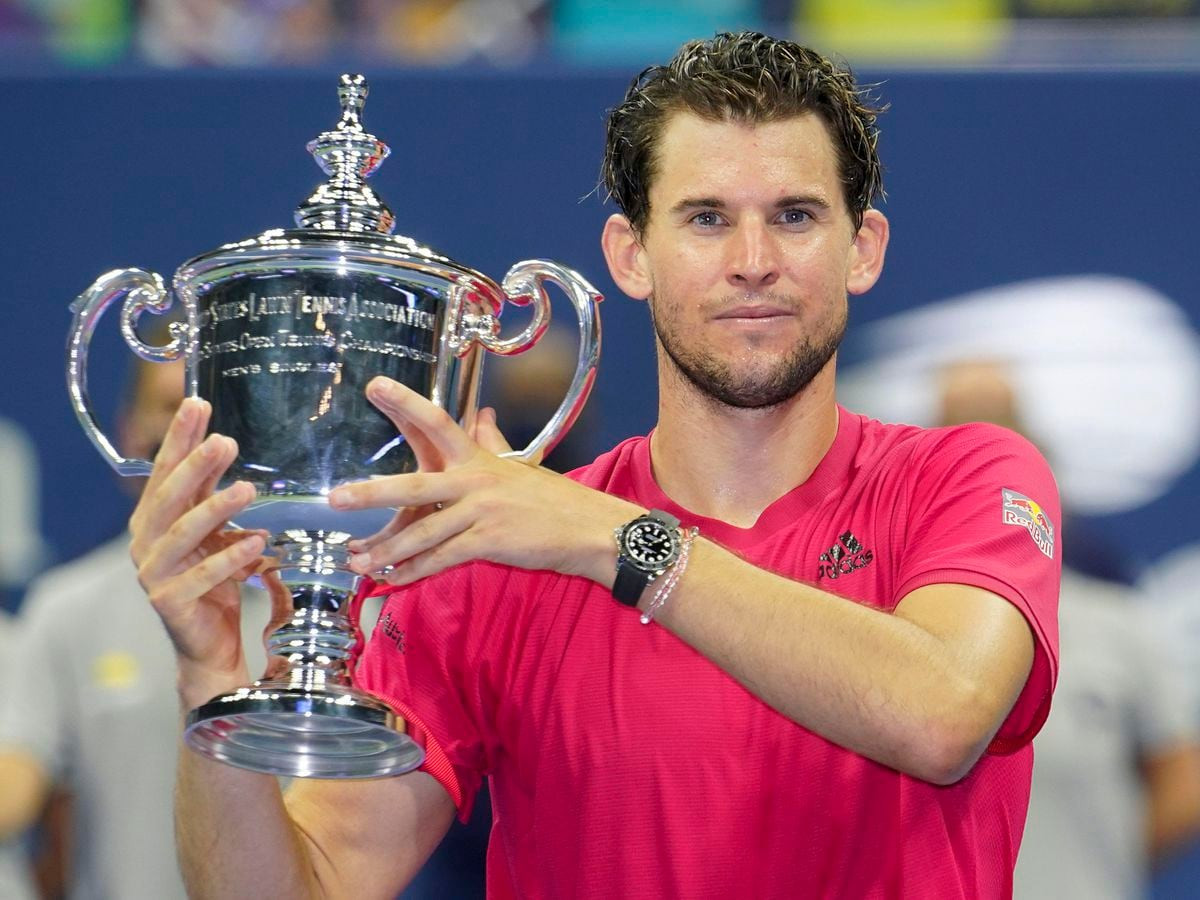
[198,290,439,376]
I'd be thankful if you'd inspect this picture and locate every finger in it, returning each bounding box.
[346,502,471,576]
[375,528,479,587]
[138,481,259,586]
[195,430,242,501]
[145,533,265,622]
[139,435,239,542]
[471,407,515,455]
[142,397,209,497]
[364,379,446,472]
[132,432,231,563]
[367,377,476,466]
[347,506,419,554]
[217,530,272,580]
[329,470,458,515]
[259,568,296,650]
[387,407,445,473]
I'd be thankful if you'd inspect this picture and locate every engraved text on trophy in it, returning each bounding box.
[195,273,443,492]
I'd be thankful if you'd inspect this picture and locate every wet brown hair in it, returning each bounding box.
[601,31,885,235]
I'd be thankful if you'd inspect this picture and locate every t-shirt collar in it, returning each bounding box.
[631,405,862,545]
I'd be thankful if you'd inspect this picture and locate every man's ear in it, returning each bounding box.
[846,209,889,296]
[601,213,652,300]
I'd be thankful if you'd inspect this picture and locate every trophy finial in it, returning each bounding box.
[336,74,368,132]
[295,73,395,234]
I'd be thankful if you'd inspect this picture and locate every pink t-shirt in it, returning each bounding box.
[356,408,1061,899]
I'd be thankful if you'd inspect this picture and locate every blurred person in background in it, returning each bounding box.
[0,353,273,900]
[131,32,1060,898]
[0,609,38,900]
[485,326,598,475]
[936,357,1200,900]
[0,418,52,612]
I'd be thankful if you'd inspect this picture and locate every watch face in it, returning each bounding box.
[624,519,679,570]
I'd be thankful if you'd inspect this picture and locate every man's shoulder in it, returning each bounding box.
[21,536,138,617]
[851,412,1044,472]
[564,434,648,493]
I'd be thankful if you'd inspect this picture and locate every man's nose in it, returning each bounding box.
[726,220,780,290]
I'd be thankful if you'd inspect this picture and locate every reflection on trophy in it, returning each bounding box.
[66,74,602,779]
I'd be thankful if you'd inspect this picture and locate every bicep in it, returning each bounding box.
[894,583,1035,735]
[284,769,457,899]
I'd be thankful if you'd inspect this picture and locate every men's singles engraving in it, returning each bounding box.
[198,289,439,375]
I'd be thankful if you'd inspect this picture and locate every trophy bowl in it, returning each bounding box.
[67,74,602,779]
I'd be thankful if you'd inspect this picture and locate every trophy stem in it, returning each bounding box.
[268,586,358,692]
[182,530,425,779]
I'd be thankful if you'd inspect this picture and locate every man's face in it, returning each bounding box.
[629,111,880,409]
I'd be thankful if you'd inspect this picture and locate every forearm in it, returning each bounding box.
[176,743,324,900]
[1145,742,1200,861]
[174,664,325,900]
[645,540,1026,783]
[0,750,48,839]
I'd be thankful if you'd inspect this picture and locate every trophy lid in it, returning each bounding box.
[295,73,395,235]
[175,73,499,307]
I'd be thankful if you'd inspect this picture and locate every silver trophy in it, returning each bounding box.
[67,74,602,779]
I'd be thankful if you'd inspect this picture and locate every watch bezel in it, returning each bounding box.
[617,513,682,575]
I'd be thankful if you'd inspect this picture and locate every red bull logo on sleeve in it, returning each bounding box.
[1002,489,1055,559]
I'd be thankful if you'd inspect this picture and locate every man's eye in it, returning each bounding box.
[690,211,722,228]
[778,209,810,226]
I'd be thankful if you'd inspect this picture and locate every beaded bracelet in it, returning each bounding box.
[640,526,699,625]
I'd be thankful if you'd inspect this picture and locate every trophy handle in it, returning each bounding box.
[67,268,188,476]
[480,260,603,463]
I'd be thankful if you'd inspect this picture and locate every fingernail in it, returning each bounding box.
[369,377,402,404]
[200,434,221,458]
[328,487,349,508]
[349,553,372,573]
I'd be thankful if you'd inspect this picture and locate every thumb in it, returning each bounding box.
[471,407,515,455]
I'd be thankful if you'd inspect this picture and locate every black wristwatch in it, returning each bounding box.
[612,509,682,606]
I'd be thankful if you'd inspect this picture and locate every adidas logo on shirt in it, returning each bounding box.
[817,531,874,580]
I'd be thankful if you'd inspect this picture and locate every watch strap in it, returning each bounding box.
[612,563,652,606]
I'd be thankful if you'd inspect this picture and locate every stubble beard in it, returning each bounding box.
[649,295,847,410]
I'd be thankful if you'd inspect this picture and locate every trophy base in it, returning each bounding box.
[184,681,425,779]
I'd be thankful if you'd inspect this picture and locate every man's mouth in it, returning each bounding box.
[715,305,792,320]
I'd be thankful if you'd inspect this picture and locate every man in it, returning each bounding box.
[0,357,272,900]
[130,33,1060,898]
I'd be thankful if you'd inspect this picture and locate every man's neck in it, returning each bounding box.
[648,367,840,528]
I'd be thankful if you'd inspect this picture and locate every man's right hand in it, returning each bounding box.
[129,397,269,710]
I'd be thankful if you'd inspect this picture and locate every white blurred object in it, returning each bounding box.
[0,418,50,587]
[839,275,1200,515]
[1136,543,1200,713]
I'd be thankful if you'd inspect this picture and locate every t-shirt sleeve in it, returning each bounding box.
[0,590,68,776]
[894,424,1062,752]
[353,562,514,822]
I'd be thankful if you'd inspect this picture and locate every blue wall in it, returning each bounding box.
[2,64,1199,896]
[4,66,1198,570]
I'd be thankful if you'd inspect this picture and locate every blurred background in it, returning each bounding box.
[1,1,1199,898]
